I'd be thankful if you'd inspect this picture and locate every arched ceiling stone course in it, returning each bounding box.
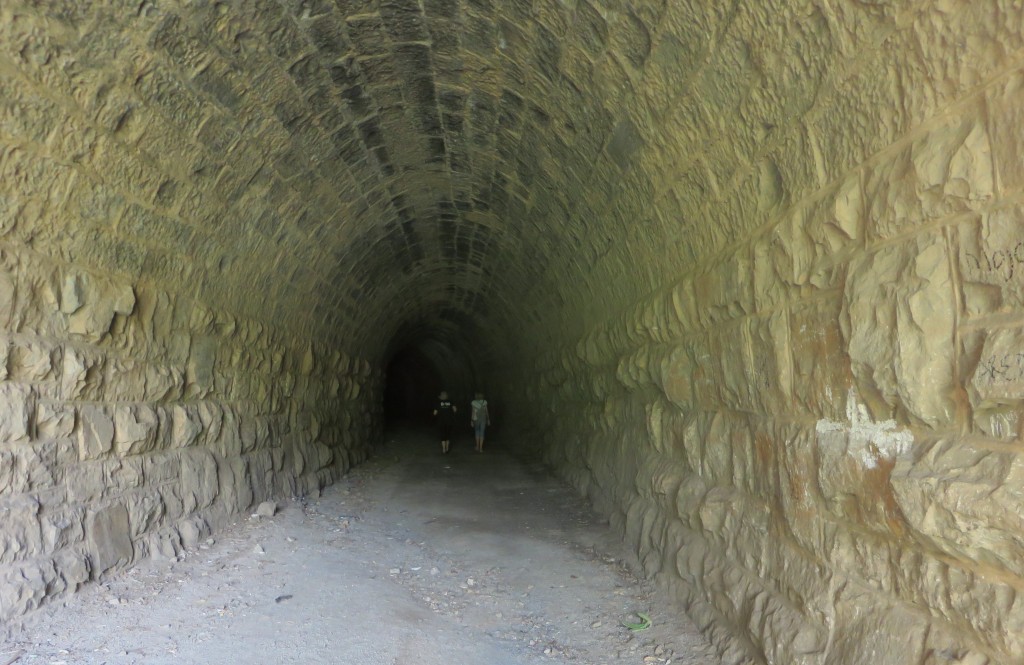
[2,0,1023,661]
[3,0,960,368]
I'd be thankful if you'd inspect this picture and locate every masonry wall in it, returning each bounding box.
[0,246,378,619]
[0,2,381,619]
[2,1,1023,662]
[508,4,1024,664]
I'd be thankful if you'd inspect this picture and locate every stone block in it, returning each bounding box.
[217,456,252,512]
[186,336,217,396]
[159,483,185,522]
[0,382,33,445]
[36,401,74,439]
[144,364,184,402]
[125,490,165,539]
[0,270,14,333]
[169,404,202,448]
[815,389,913,536]
[0,495,42,564]
[52,547,90,596]
[142,528,181,561]
[41,506,85,552]
[113,405,159,456]
[970,326,1024,403]
[62,271,135,342]
[827,584,929,665]
[7,340,56,381]
[76,405,114,461]
[0,558,55,620]
[64,461,108,503]
[744,312,793,414]
[988,70,1024,193]
[180,449,218,513]
[0,450,24,495]
[789,298,852,420]
[842,236,956,427]
[957,210,1024,320]
[693,253,755,328]
[108,457,144,493]
[86,502,133,577]
[61,346,103,401]
[216,408,243,458]
[177,516,209,549]
[892,439,1024,580]
[190,401,221,447]
[866,109,993,241]
[142,451,180,486]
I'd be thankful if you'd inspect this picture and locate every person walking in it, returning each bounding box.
[470,392,491,453]
[433,391,456,454]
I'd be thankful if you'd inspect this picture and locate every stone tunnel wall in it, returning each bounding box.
[1,0,1023,662]
[0,0,390,621]
[508,7,1024,665]
[0,245,379,619]
[0,245,379,620]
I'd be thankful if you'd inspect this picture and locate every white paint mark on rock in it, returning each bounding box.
[815,389,913,468]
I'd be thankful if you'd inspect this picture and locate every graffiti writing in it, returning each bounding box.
[976,350,1024,385]
[965,241,1024,282]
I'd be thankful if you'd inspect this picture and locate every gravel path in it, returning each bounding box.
[3,428,716,665]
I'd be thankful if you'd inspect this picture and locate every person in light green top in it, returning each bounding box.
[470,392,491,453]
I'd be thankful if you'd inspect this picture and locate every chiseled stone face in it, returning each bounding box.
[0,0,1021,663]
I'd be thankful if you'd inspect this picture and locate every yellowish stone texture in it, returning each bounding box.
[0,1,1020,663]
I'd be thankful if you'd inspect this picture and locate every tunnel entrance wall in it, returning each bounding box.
[0,246,379,620]
[504,35,1024,665]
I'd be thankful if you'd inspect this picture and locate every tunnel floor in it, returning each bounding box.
[4,429,714,664]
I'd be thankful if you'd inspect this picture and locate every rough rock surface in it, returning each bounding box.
[0,1,1020,664]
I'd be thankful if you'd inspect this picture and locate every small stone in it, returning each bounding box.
[654,645,665,656]
[389,568,400,575]
[286,537,296,543]
[430,567,440,575]
[467,577,475,586]
[256,501,277,518]
[591,620,603,628]
[253,544,265,555]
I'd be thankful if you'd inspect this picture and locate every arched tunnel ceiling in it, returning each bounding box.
[4,0,916,361]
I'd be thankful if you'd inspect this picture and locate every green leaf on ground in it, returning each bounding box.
[621,612,651,631]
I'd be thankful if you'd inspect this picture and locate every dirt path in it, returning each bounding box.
[3,428,716,664]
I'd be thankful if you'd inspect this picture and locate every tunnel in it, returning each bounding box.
[0,1,1021,663]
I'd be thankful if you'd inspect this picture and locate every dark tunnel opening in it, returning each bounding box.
[381,325,490,442]
[382,345,444,426]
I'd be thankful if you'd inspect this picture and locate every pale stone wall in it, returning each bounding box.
[507,4,1024,665]
[0,246,378,619]
[1,0,1022,662]
[0,2,381,619]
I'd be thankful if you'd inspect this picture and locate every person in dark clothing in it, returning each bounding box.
[433,391,457,454]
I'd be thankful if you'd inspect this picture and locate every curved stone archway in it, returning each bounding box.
[0,1,1022,663]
